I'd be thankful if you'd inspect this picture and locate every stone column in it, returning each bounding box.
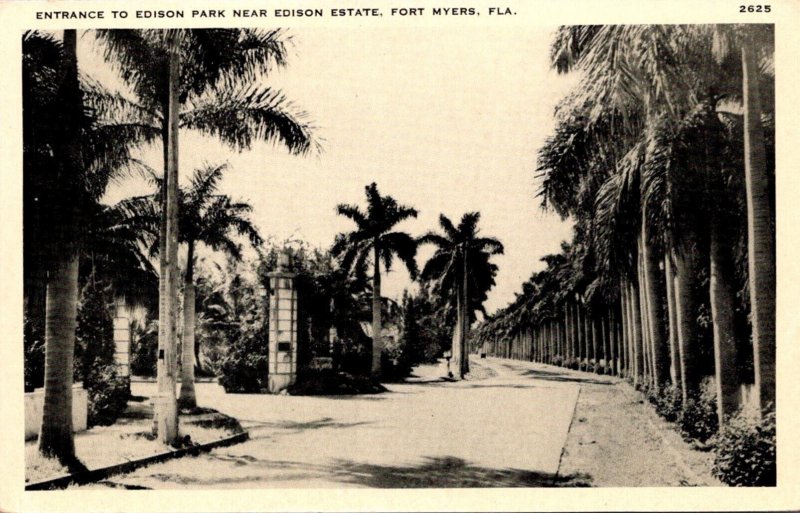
[267,253,298,393]
[113,297,131,377]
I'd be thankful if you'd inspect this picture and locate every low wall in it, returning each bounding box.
[25,383,88,441]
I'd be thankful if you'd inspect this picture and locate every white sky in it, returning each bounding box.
[88,27,578,314]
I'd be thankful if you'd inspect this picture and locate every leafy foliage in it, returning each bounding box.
[287,369,386,396]
[419,212,504,326]
[85,365,131,426]
[711,410,776,486]
[130,318,158,377]
[678,380,719,443]
[73,280,131,426]
[218,327,268,393]
[24,317,46,392]
[332,182,419,282]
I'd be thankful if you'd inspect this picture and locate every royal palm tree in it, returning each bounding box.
[706,24,776,415]
[24,30,85,461]
[117,163,262,407]
[177,164,261,408]
[24,29,172,459]
[332,183,419,377]
[419,212,504,379]
[93,29,317,441]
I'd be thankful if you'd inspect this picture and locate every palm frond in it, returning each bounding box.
[181,84,319,155]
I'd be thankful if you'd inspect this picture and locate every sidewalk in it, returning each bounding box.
[494,359,721,487]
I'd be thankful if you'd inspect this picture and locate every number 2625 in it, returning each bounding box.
[740,5,771,12]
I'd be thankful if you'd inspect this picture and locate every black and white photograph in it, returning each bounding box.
[3,0,798,511]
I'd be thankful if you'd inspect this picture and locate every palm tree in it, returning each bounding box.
[737,25,775,414]
[419,212,504,379]
[332,183,419,377]
[24,29,171,459]
[26,29,84,461]
[93,29,318,441]
[177,164,262,408]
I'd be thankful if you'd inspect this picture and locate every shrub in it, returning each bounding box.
[218,330,268,393]
[652,383,683,423]
[550,355,564,367]
[594,362,605,375]
[380,330,413,382]
[130,320,158,377]
[381,349,412,382]
[711,410,776,486]
[679,380,719,442]
[289,368,386,396]
[337,337,372,376]
[73,282,130,427]
[24,316,45,392]
[85,364,131,426]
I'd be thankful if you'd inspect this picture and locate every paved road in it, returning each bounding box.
[108,358,580,488]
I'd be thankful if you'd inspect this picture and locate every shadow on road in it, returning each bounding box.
[331,456,593,487]
[498,363,616,386]
[144,454,593,488]
[236,417,374,439]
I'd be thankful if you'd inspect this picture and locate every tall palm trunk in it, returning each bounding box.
[575,303,583,365]
[611,305,618,376]
[709,211,740,424]
[591,314,598,365]
[630,280,644,386]
[39,257,79,459]
[642,213,670,386]
[461,251,470,375]
[637,246,651,385]
[155,37,180,443]
[600,315,608,370]
[742,28,776,415]
[665,253,682,389]
[620,286,630,378]
[39,30,81,461]
[450,247,469,378]
[371,242,383,377]
[179,240,197,409]
[557,320,563,364]
[564,304,571,364]
[673,242,702,403]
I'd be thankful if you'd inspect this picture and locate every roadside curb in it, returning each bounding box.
[553,384,582,485]
[25,431,249,491]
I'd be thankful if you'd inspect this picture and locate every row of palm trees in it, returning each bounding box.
[24,28,316,460]
[333,183,505,380]
[474,25,775,428]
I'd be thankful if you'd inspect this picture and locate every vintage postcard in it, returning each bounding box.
[1,0,799,511]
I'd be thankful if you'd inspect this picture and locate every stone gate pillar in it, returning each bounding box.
[113,297,131,377]
[267,252,297,393]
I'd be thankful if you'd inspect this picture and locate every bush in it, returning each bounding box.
[652,383,683,423]
[85,364,131,426]
[550,355,564,367]
[289,368,386,396]
[218,330,268,393]
[130,321,158,377]
[24,316,45,392]
[711,410,776,486]
[679,380,719,442]
[73,282,131,427]
[381,349,412,382]
[594,362,605,375]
